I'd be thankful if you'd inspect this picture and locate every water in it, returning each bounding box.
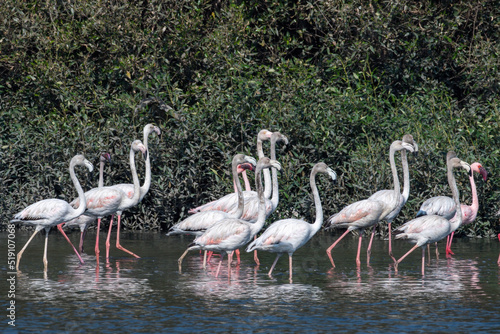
[2,230,500,333]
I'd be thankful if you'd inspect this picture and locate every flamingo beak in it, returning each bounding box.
[479,167,488,181]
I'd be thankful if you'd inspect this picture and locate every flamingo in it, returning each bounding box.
[105,124,160,260]
[57,152,111,254]
[184,157,282,279]
[168,154,257,267]
[70,140,147,262]
[394,151,471,275]
[367,134,418,262]
[246,162,336,282]
[11,155,93,272]
[416,162,487,255]
[325,136,417,268]
[188,129,274,214]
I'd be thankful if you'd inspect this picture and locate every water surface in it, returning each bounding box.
[2,231,500,333]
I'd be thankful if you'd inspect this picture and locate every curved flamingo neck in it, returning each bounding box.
[232,159,245,219]
[98,159,106,188]
[140,128,153,199]
[242,171,251,192]
[310,168,324,234]
[252,163,267,235]
[389,142,401,195]
[401,149,410,204]
[122,145,142,209]
[448,160,462,230]
[69,160,87,220]
[270,135,280,211]
[468,172,479,212]
[257,136,272,199]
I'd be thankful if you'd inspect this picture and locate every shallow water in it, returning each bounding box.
[2,230,500,333]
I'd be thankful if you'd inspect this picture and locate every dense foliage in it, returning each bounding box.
[1,0,499,238]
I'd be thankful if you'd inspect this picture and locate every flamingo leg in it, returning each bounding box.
[43,227,50,272]
[207,251,214,263]
[326,229,351,268]
[203,251,208,269]
[388,222,396,263]
[228,251,232,280]
[115,214,140,258]
[17,228,42,271]
[56,223,85,264]
[95,217,102,259]
[106,215,114,262]
[421,245,426,276]
[356,231,363,267]
[435,242,439,259]
[253,235,260,265]
[268,253,282,276]
[79,228,86,254]
[367,225,376,265]
[289,255,293,283]
[235,249,241,264]
[177,248,191,268]
[395,243,420,272]
[215,252,226,278]
[446,232,455,255]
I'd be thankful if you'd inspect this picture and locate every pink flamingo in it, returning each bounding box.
[70,140,146,262]
[246,162,336,282]
[11,155,93,272]
[416,162,487,255]
[188,129,274,214]
[169,154,257,267]
[105,124,160,260]
[57,152,111,254]
[325,135,417,268]
[394,152,471,275]
[185,157,281,278]
[367,135,418,262]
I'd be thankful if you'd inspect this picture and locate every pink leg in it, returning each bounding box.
[326,229,351,268]
[215,252,226,278]
[235,249,241,264]
[421,245,426,276]
[106,215,114,262]
[356,231,363,267]
[446,232,455,255]
[57,223,84,264]
[395,243,420,272]
[95,218,102,259]
[289,255,293,283]
[115,215,140,258]
[228,251,232,280]
[388,222,396,263]
[253,235,260,265]
[367,225,376,265]
[435,242,439,259]
[268,254,282,276]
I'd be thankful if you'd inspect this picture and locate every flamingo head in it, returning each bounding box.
[271,132,289,146]
[258,129,273,142]
[100,152,111,163]
[401,134,418,156]
[132,140,148,159]
[237,163,255,173]
[447,151,471,175]
[471,162,488,181]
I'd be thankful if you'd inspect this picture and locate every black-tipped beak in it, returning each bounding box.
[479,167,488,181]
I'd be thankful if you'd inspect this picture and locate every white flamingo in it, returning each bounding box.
[57,152,111,254]
[184,157,281,279]
[394,151,471,275]
[11,155,93,272]
[188,129,274,214]
[70,140,146,262]
[416,162,487,255]
[325,136,417,268]
[367,134,418,261]
[168,154,257,266]
[104,125,160,260]
[246,162,336,282]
